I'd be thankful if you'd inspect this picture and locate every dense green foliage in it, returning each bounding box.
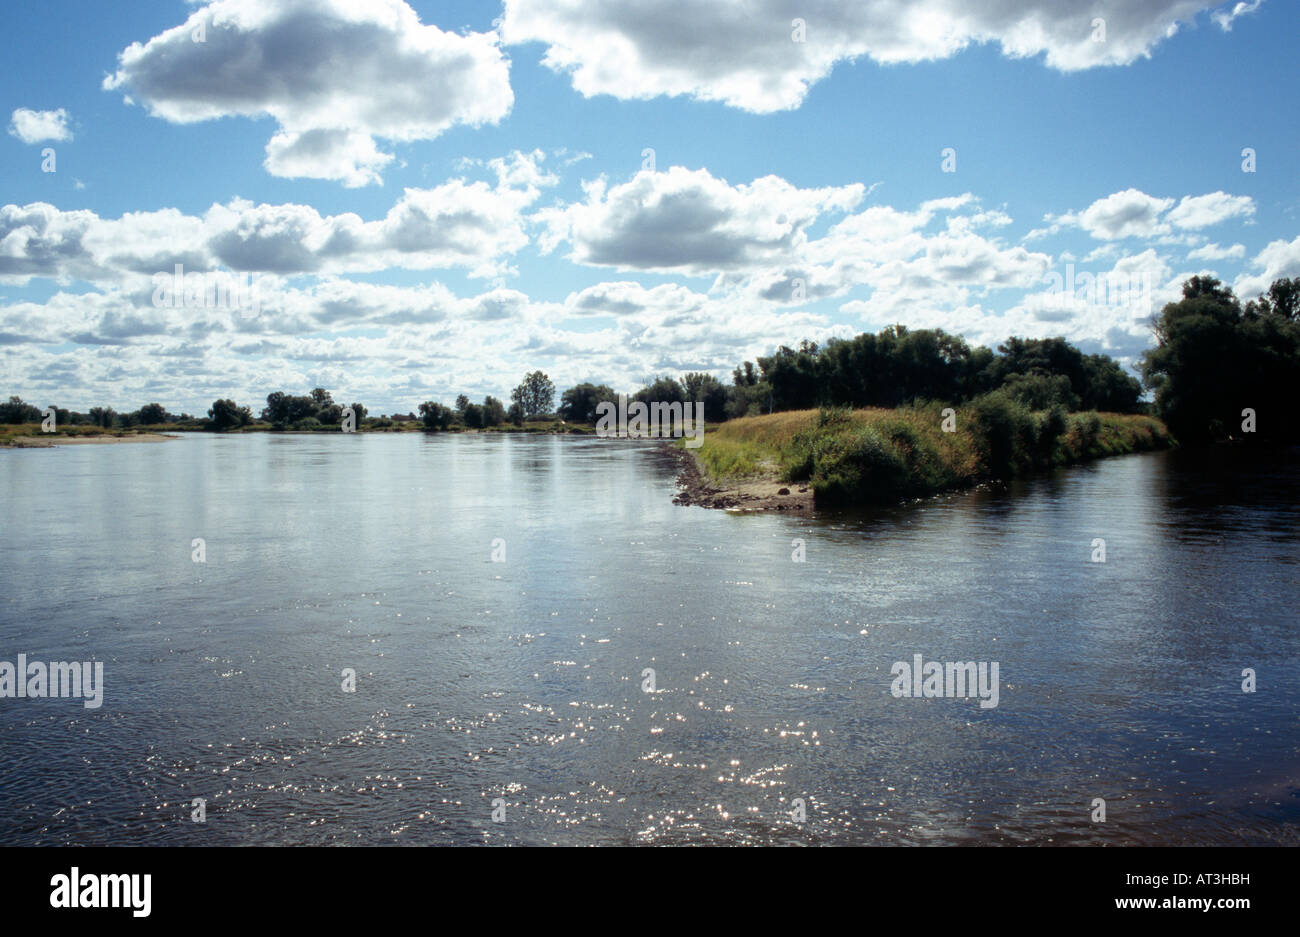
[208,398,252,431]
[695,401,1174,505]
[510,370,555,419]
[1140,276,1300,444]
[744,329,1143,415]
[558,382,618,423]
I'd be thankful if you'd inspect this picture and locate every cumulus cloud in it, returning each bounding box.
[1040,188,1256,242]
[1234,234,1300,300]
[8,108,72,144]
[104,0,512,185]
[1073,188,1174,240]
[263,129,394,189]
[1187,241,1246,261]
[0,151,552,284]
[539,166,864,275]
[502,0,1213,113]
[562,281,707,318]
[733,194,1048,309]
[0,203,102,282]
[1165,191,1255,229]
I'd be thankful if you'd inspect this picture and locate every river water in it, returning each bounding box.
[0,433,1296,845]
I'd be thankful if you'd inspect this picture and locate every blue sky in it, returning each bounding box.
[1,0,1296,415]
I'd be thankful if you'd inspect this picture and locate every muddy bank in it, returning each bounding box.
[664,445,814,513]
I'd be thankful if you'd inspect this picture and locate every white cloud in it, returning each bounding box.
[563,281,705,318]
[104,0,512,185]
[1234,235,1300,300]
[539,166,864,275]
[1212,0,1264,31]
[8,108,72,144]
[0,151,552,284]
[1166,191,1255,229]
[1075,188,1174,240]
[263,129,394,189]
[1042,188,1256,242]
[502,0,1213,113]
[1187,242,1246,261]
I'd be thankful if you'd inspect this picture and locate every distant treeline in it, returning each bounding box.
[3,276,1294,444]
[0,399,194,428]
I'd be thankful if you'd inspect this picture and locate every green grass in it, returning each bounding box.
[689,399,1175,505]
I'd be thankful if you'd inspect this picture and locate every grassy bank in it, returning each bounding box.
[690,399,1175,504]
[0,423,171,445]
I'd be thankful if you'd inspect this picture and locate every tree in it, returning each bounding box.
[454,394,470,415]
[208,399,252,431]
[1000,372,1080,411]
[558,382,618,423]
[632,375,686,407]
[0,396,41,423]
[510,371,555,419]
[87,406,117,428]
[462,403,484,428]
[138,403,168,424]
[263,391,321,426]
[1246,277,1299,320]
[1079,354,1142,413]
[681,373,729,422]
[418,401,453,430]
[1140,276,1300,443]
[348,402,367,424]
[481,395,507,426]
[725,380,772,419]
[757,341,821,410]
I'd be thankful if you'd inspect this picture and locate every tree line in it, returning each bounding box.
[1140,276,1299,444]
[0,399,193,428]
[4,276,1294,444]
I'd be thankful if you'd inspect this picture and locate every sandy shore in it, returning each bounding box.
[666,444,815,513]
[4,433,179,448]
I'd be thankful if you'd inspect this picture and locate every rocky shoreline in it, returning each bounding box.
[664,444,815,513]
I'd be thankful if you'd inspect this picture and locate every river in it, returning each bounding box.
[1,433,1296,844]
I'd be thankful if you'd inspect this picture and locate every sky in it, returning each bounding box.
[1,0,1297,416]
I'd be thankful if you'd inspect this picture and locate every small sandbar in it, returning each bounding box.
[4,433,179,448]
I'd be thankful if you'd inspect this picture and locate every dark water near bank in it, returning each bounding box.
[0,434,1296,845]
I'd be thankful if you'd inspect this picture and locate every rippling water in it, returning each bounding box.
[0,433,1296,845]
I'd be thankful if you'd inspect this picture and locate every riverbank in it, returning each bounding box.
[2,430,178,447]
[676,402,1175,509]
[668,443,815,512]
